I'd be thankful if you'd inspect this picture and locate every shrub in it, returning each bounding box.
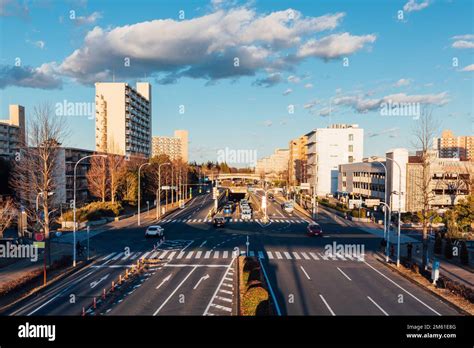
[61,202,124,222]
[241,286,269,316]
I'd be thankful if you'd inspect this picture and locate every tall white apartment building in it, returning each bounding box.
[306,124,364,196]
[256,148,290,176]
[95,82,152,158]
[152,130,188,162]
[0,105,25,158]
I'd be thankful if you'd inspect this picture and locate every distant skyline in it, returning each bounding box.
[0,0,472,163]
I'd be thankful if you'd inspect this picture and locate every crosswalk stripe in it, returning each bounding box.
[195,251,202,259]
[131,252,142,260]
[229,219,233,222]
[176,252,185,259]
[337,253,346,261]
[149,251,160,259]
[309,252,319,260]
[140,251,151,259]
[301,252,310,260]
[267,251,274,259]
[204,251,211,259]
[159,250,169,258]
[285,220,290,223]
[192,219,197,222]
[101,252,116,261]
[283,252,292,259]
[210,303,231,312]
[167,251,176,259]
[292,252,301,260]
[220,289,233,295]
[112,252,124,260]
[275,251,283,259]
[186,251,194,259]
[213,251,219,258]
[258,251,264,259]
[318,252,329,260]
[222,251,228,258]
[215,296,232,303]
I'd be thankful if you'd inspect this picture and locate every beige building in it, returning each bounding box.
[434,129,474,161]
[256,148,290,176]
[0,105,25,158]
[95,82,152,158]
[288,135,308,187]
[152,130,188,162]
[406,156,473,212]
[338,158,386,200]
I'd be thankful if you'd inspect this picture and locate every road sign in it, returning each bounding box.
[33,241,45,248]
[34,232,44,242]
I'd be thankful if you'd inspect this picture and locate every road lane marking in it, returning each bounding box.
[149,251,160,259]
[318,252,328,260]
[199,240,207,247]
[185,251,194,259]
[283,252,292,259]
[176,252,185,259]
[121,253,132,261]
[215,296,232,303]
[362,260,441,316]
[319,295,335,316]
[203,258,235,316]
[367,296,389,316]
[292,252,301,260]
[259,258,282,316]
[153,267,197,315]
[257,251,264,259]
[337,267,352,281]
[204,251,211,259]
[167,251,176,259]
[309,252,319,260]
[220,289,233,295]
[300,266,311,280]
[195,251,202,259]
[275,251,282,259]
[267,251,274,259]
[213,251,220,259]
[159,250,169,258]
[140,251,151,259]
[222,251,228,258]
[156,274,172,289]
[112,252,124,260]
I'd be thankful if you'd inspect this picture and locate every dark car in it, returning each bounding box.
[213,217,226,228]
[307,223,323,236]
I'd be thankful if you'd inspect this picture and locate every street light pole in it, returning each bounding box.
[73,154,107,267]
[137,162,151,226]
[385,157,402,268]
[380,202,391,262]
[156,162,170,220]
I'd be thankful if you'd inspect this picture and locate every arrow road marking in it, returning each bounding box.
[193,274,210,290]
[90,274,109,289]
[156,274,172,289]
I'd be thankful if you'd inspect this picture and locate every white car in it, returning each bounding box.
[145,225,164,238]
[241,210,252,220]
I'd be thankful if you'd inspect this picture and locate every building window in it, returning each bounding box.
[348,134,354,141]
[348,156,354,163]
[348,145,353,152]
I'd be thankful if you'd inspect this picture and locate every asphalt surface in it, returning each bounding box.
[4,190,462,316]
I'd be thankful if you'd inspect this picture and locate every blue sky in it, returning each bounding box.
[0,0,472,164]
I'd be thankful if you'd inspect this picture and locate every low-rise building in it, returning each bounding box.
[152,130,188,162]
[338,159,386,200]
[0,105,25,158]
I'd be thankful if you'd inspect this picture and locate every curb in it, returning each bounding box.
[374,256,470,315]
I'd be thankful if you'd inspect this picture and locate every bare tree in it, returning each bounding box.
[86,154,108,202]
[10,103,68,264]
[0,197,16,239]
[411,107,440,269]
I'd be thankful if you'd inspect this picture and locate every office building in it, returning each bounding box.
[288,135,308,187]
[338,158,386,200]
[0,105,25,158]
[95,82,152,158]
[256,148,290,176]
[306,124,364,196]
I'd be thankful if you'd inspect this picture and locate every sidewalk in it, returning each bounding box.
[291,198,474,290]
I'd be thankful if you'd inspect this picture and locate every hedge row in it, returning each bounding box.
[240,257,272,316]
[61,202,124,222]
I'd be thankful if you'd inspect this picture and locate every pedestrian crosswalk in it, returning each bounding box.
[159,218,310,224]
[100,249,364,263]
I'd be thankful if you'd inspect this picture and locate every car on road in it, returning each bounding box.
[223,204,233,215]
[307,223,323,237]
[213,217,226,227]
[282,201,294,214]
[145,225,164,238]
[241,209,252,220]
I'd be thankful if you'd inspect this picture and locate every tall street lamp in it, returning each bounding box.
[73,154,107,267]
[137,162,151,226]
[156,162,170,220]
[385,157,403,267]
[370,159,388,241]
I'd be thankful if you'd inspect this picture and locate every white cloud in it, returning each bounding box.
[304,83,313,89]
[0,63,62,89]
[287,75,300,83]
[452,34,474,40]
[452,40,474,49]
[403,0,430,13]
[394,78,411,87]
[461,64,474,72]
[296,32,376,59]
[282,88,292,96]
[74,11,102,26]
[253,72,283,87]
[333,92,449,113]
